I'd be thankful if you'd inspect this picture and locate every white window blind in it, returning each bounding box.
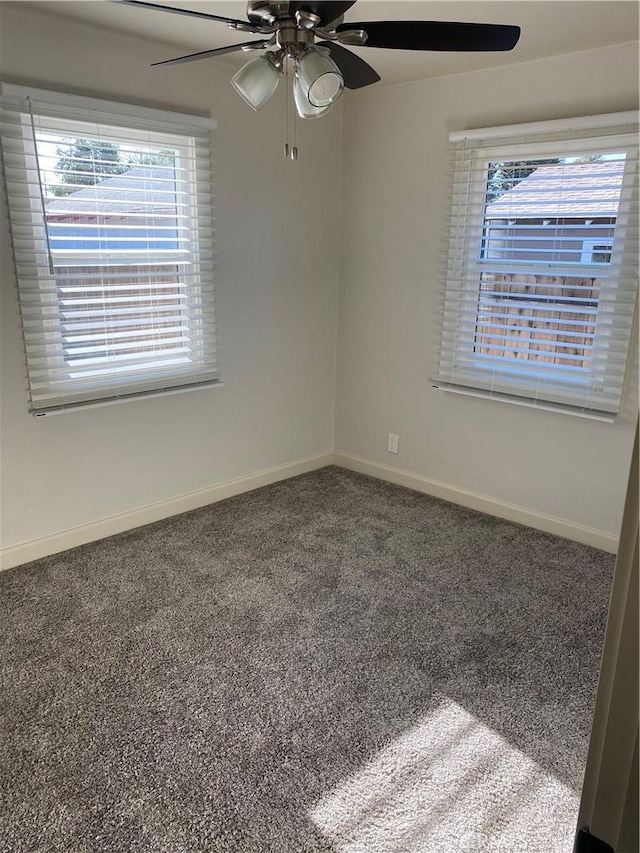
[1,84,218,415]
[434,112,639,419]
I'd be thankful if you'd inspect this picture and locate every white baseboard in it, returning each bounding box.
[2,449,618,571]
[0,452,334,571]
[333,452,618,554]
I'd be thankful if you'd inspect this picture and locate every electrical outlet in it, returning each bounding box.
[387,433,399,454]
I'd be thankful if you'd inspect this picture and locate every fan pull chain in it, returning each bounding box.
[290,80,298,160]
[283,58,290,158]
[282,56,298,161]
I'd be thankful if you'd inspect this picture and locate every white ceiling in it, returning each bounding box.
[22,1,640,86]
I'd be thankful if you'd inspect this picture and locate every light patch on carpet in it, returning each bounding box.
[310,696,577,853]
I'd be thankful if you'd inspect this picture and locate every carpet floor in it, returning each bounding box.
[0,467,614,853]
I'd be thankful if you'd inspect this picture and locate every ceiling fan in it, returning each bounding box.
[120,1,520,127]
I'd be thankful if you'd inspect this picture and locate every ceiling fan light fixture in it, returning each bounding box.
[230,54,280,111]
[296,47,344,108]
[293,73,334,119]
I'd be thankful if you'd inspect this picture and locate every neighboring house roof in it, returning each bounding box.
[485,161,624,219]
[46,165,176,217]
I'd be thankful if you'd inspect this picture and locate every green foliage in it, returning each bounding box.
[51,138,128,195]
[570,154,605,164]
[126,149,175,166]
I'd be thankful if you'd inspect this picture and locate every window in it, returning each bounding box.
[581,239,613,265]
[1,85,217,415]
[434,113,638,418]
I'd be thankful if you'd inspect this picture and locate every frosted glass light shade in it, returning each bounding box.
[293,74,334,119]
[231,56,280,111]
[297,49,344,108]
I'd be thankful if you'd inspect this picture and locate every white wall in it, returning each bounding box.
[335,42,639,542]
[0,4,341,556]
[1,4,637,563]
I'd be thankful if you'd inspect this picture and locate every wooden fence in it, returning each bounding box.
[474,272,599,369]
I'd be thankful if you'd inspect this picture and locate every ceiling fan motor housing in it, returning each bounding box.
[247,2,291,26]
[275,25,315,55]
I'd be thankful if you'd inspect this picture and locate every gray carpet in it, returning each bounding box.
[0,466,614,853]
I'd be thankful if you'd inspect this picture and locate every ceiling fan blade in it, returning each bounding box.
[151,41,269,67]
[316,41,380,89]
[336,20,521,52]
[117,0,255,29]
[288,1,357,27]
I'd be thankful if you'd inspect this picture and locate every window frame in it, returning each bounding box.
[1,84,218,416]
[434,117,639,419]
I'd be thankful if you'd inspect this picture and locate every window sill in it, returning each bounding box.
[431,382,615,422]
[32,379,223,417]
